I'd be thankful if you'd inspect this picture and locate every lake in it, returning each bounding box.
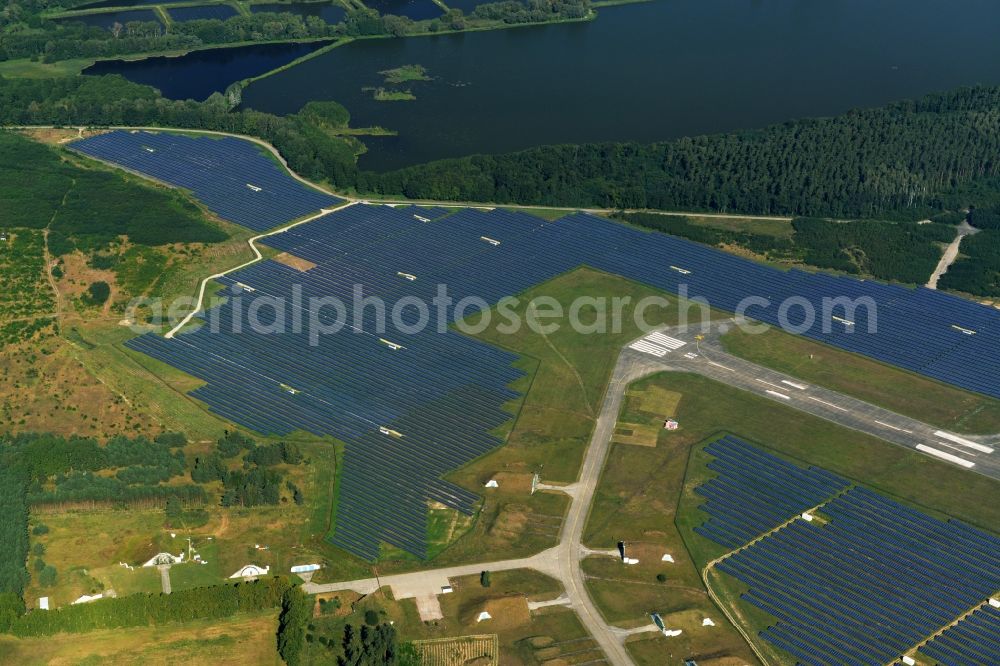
[92,0,1000,171]
[84,42,330,101]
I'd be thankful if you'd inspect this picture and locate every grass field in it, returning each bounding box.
[581,369,1000,664]
[0,57,92,78]
[0,611,281,665]
[685,214,793,238]
[721,325,1000,434]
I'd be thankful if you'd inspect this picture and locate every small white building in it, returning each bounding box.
[476,611,492,623]
[484,479,499,488]
[142,552,184,568]
[229,564,270,579]
[38,597,49,611]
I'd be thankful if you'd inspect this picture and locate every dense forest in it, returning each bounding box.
[938,229,1000,296]
[0,468,29,603]
[3,75,1000,293]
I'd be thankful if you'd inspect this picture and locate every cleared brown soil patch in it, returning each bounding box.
[273,252,317,272]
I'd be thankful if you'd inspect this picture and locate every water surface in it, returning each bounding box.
[84,41,329,101]
[90,0,1000,170]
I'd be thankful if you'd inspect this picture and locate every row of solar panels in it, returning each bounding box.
[920,603,1000,666]
[71,131,341,231]
[693,436,850,549]
[694,443,1000,665]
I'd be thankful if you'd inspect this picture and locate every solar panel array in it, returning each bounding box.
[71,131,340,231]
[92,133,1000,562]
[920,603,1000,666]
[692,436,850,549]
[557,213,1000,400]
[127,204,570,559]
[691,442,1000,666]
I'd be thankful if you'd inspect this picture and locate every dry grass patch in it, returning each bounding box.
[273,252,318,272]
[0,611,281,665]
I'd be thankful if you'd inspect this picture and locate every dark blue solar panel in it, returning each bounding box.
[692,442,1000,665]
[70,131,341,231]
[94,134,1000,562]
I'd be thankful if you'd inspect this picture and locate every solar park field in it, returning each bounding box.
[694,437,1000,666]
[69,131,1000,567]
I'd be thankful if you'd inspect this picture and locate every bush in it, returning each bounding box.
[364,609,380,626]
[480,570,491,588]
[84,281,110,306]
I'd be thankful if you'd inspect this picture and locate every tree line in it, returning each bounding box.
[3,576,294,636]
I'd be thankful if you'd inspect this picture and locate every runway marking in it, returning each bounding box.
[646,332,686,350]
[934,430,995,454]
[926,439,979,456]
[755,378,785,390]
[875,420,912,434]
[707,361,734,371]
[766,390,791,401]
[781,380,808,390]
[629,341,668,357]
[916,444,975,468]
[807,396,848,412]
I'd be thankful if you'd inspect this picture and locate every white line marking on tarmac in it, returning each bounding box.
[807,396,848,412]
[707,361,734,371]
[926,440,978,456]
[934,430,995,454]
[874,420,912,434]
[766,390,791,401]
[781,380,807,390]
[916,444,975,468]
[755,378,785,390]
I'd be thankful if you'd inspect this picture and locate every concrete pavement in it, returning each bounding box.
[625,320,1000,479]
